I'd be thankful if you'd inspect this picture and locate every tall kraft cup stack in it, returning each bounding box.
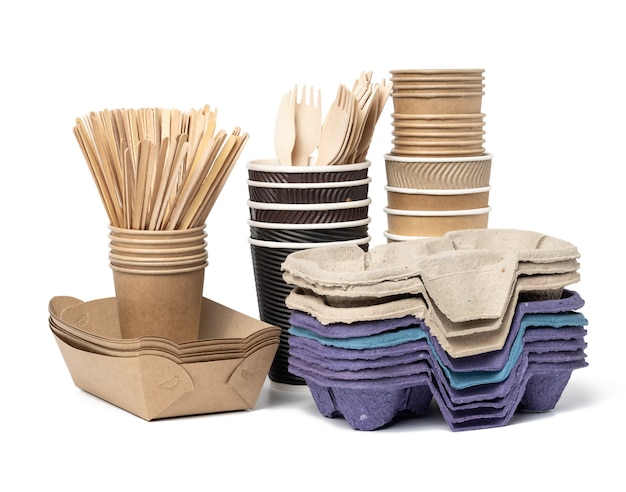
[108,225,208,342]
[384,69,493,242]
[246,158,372,388]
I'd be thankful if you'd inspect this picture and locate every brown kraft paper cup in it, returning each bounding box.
[111,262,206,342]
[384,206,491,237]
[385,185,491,211]
[392,92,484,114]
[384,154,493,189]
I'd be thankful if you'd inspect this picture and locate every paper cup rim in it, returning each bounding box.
[389,149,486,157]
[247,197,371,211]
[383,230,431,241]
[246,177,371,189]
[109,250,208,261]
[391,130,485,137]
[391,122,486,129]
[108,224,206,236]
[389,76,485,81]
[109,252,208,267]
[391,113,486,120]
[385,185,491,195]
[108,232,207,245]
[109,242,207,255]
[384,153,493,163]
[393,80,485,92]
[248,236,371,249]
[384,206,492,217]
[109,258,208,269]
[109,261,208,274]
[389,69,485,74]
[391,91,485,98]
[392,138,486,146]
[247,217,371,230]
[247,159,371,173]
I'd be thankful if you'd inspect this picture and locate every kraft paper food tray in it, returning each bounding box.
[49,298,279,360]
[51,296,280,420]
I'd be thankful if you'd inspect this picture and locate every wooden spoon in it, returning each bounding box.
[274,88,296,165]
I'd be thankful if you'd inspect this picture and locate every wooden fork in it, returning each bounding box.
[292,85,322,166]
[316,84,354,166]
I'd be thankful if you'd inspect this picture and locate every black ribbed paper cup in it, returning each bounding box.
[247,159,370,184]
[247,177,371,204]
[249,236,371,387]
[249,217,371,243]
[248,198,371,224]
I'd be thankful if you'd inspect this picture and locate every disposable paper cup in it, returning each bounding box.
[391,130,486,140]
[247,217,371,230]
[247,198,371,224]
[108,226,208,342]
[384,153,493,189]
[247,159,370,183]
[109,225,207,240]
[392,136,485,145]
[391,83,485,92]
[111,263,206,342]
[390,76,485,83]
[249,219,370,242]
[390,143,486,157]
[109,234,207,247]
[249,243,297,323]
[109,251,209,268]
[392,138,485,150]
[389,147,486,158]
[109,248,207,263]
[391,112,485,122]
[249,236,371,386]
[248,236,371,250]
[385,185,491,211]
[109,226,207,251]
[247,177,371,204]
[389,68,485,77]
[384,206,491,237]
[392,92,484,114]
[109,242,207,259]
[109,236,207,251]
[392,120,485,131]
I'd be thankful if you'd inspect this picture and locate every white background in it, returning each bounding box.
[1,1,623,490]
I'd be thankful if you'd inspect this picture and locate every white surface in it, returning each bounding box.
[1,1,623,490]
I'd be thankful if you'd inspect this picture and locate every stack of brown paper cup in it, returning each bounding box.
[383,153,493,240]
[384,69,493,239]
[389,69,486,157]
[108,225,208,342]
